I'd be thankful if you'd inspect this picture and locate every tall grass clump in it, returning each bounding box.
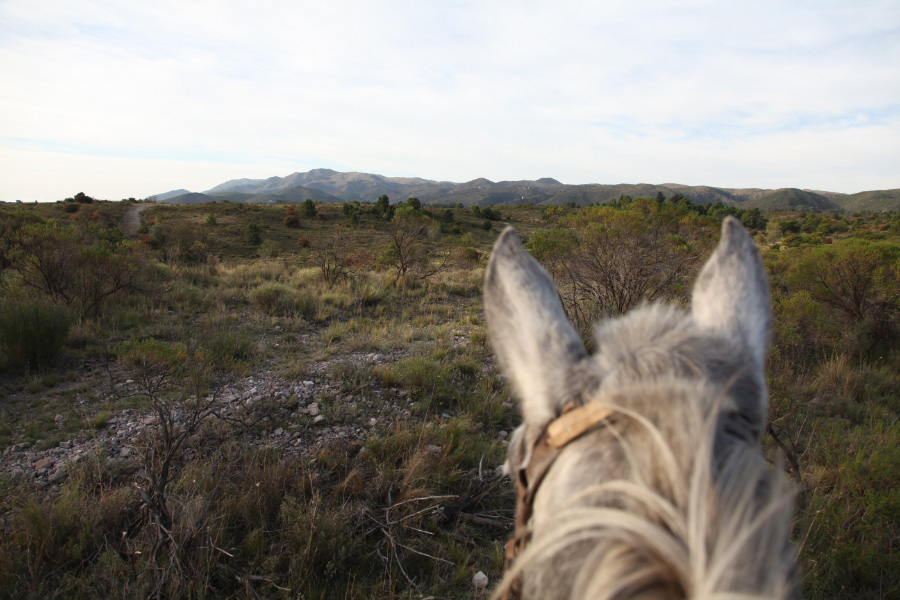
[249,282,296,315]
[388,357,454,411]
[0,298,71,370]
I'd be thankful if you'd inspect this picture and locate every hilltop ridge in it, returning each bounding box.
[155,169,900,211]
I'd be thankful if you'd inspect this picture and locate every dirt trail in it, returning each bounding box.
[122,204,149,237]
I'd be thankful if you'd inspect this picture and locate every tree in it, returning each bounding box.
[374,195,393,220]
[301,198,317,218]
[244,222,262,245]
[787,239,900,348]
[405,197,421,211]
[382,206,438,281]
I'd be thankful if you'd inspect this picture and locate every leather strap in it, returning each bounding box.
[503,400,617,599]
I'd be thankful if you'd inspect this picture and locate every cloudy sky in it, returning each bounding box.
[1,0,898,201]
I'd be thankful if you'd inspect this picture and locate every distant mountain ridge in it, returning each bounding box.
[154,169,900,211]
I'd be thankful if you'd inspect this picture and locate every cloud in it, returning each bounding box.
[0,0,897,200]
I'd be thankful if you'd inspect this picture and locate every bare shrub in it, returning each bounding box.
[115,339,248,599]
[527,198,717,336]
[11,221,150,318]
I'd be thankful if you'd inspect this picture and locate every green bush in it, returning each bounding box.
[206,329,254,362]
[391,357,453,408]
[249,282,296,315]
[0,299,71,370]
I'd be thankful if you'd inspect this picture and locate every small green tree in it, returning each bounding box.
[245,222,262,245]
[301,198,317,218]
[405,197,421,211]
[374,195,393,220]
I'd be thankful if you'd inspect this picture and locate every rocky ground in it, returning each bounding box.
[0,348,509,496]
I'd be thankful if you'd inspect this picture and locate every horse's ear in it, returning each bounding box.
[692,216,771,368]
[484,227,587,428]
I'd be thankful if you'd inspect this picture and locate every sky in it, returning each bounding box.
[1,0,898,201]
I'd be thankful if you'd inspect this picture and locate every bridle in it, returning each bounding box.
[504,400,617,599]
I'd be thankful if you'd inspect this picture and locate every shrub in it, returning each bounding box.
[391,357,453,404]
[249,282,296,315]
[11,222,149,318]
[300,199,317,218]
[284,205,301,228]
[0,298,71,370]
[260,239,279,258]
[244,222,262,245]
[296,237,311,248]
[205,329,254,362]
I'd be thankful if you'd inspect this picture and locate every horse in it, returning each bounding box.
[483,217,799,600]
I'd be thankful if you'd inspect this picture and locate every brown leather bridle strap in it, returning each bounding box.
[503,400,617,599]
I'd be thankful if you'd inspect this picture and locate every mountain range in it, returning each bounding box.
[154,168,900,212]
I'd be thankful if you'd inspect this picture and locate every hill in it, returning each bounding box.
[155,189,190,201]
[741,188,841,211]
[158,186,342,205]
[834,189,900,212]
[156,169,900,210]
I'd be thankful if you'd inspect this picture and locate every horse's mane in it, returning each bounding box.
[484,220,799,600]
[494,305,799,600]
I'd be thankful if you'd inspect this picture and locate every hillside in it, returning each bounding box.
[835,188,900,212]
[156,168,900,210]
[155,189,191,201]
[159,186,343,205]
[741,188,841,211]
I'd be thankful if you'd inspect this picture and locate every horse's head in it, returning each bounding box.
[484,217,798,599]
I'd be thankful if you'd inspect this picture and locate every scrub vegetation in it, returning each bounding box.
[0,195,897,599]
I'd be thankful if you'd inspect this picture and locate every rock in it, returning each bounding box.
[307,403,320,416]
[119,447,132,458]
[273,427,284,436]
[303,380,314,386]
[48,470,67,484]
[59,440,74,450]
[473,571,489,590]
[312,415,325,425]
[34,457,52,471]
[497,430,508,440]
[369,418,377,427]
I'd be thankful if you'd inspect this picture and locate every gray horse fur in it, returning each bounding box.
[484,217,798,599]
